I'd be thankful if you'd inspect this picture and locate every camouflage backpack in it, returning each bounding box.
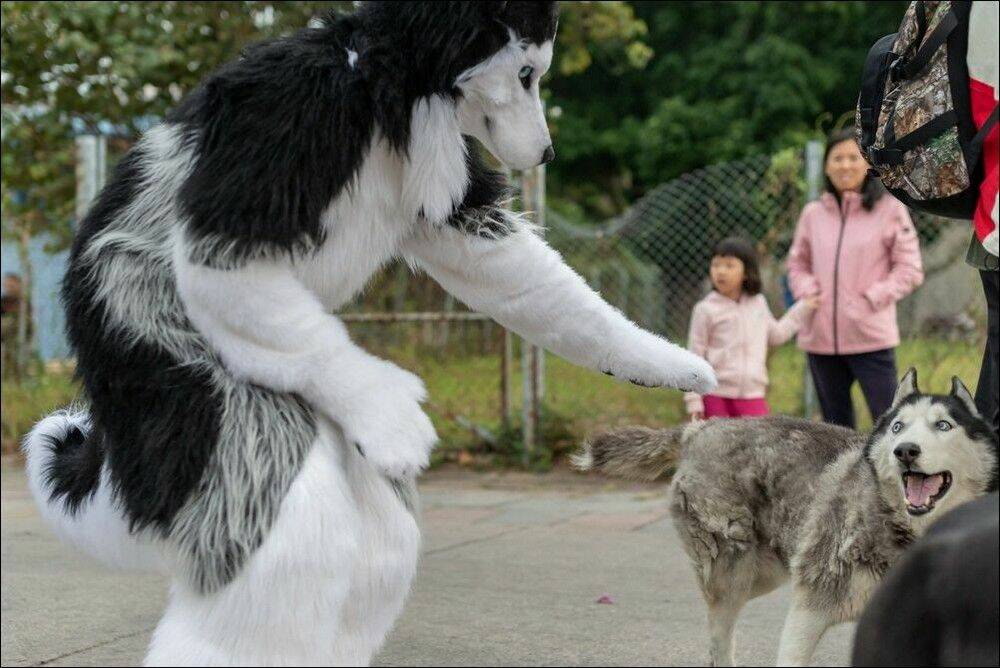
[856,0,998,219]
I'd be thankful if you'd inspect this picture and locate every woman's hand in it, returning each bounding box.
[802,294,821,311]
[690,411,704,422]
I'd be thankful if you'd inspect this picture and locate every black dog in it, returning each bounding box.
[852,493,999,667]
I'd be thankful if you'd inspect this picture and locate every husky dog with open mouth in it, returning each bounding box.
[22,2,715,665]
[575,368,998,667]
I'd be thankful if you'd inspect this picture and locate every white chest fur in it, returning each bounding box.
[294,137,409,310]
[295,100,470,311]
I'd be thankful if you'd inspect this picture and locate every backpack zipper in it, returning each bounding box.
[832,204,848,355]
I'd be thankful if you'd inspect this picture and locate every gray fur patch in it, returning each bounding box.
[445,204,528,240]
[386,475,420,517]
[77,123,316,592]
[168,378,316,593]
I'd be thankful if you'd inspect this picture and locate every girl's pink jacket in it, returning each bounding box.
[787,191,923,355]
[683,292,812,415]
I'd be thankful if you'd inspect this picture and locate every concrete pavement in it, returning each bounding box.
[1,464,854,666]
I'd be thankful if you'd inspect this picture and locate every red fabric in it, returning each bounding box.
[701,395,770,418]
[970,77,998,244]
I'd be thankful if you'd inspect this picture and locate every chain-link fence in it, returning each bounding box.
[546,151,804,341]
[6,138,985,459]
[338,144,985,457]
[348,145,982,350]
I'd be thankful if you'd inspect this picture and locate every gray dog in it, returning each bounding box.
[574,369,999,666]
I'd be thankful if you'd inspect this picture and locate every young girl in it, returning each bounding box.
[686,237,818,420]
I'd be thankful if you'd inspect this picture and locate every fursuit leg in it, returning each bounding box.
[332,443,421,664]
[145,423,371,666]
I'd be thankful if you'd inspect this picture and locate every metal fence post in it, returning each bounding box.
[520,159,546,463]
[520,329,536,463]
[501,328,513,428]
[802,140,824,418]
[75,135,107,222]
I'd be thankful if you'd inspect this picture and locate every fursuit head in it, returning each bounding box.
[574,368,998,667]
[22,2,716,666]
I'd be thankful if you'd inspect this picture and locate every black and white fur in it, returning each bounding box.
[22,3,715,665]
[575,368,998,667]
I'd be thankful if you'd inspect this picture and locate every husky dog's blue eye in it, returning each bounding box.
[936,420,952,431]
[518,65,534,89]
[891,421,903,434]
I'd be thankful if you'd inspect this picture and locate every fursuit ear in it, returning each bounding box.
[950,376,979,415]
[891,367,920,408]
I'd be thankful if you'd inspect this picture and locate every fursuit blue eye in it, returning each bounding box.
[518,65,534,86]
[891,421,903,434]
[936,420,952,431]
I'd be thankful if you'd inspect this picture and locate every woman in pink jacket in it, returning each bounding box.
[788,127,924,428]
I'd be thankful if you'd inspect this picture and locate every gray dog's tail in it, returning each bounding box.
[572,423,697,481]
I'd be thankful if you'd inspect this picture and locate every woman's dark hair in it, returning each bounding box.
[823,126,885,210]
[712,236,762,296]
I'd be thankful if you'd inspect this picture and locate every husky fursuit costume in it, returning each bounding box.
[22,2,716,665]
[576,369,998,667]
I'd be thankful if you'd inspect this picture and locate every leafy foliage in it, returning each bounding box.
[1,1,344,244]
[546,1,909,217]
[2,1,910,241]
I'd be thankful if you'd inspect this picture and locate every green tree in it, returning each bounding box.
[1,1,646,248]
[2,1,344,242]
[545,1,909,218]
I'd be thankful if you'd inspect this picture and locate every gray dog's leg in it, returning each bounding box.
[707,598,745,667]
[775,591,833,666]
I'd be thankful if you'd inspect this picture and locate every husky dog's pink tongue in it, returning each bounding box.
[905,473,945,507]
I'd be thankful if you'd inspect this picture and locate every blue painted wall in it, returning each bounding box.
[1,236,71,360]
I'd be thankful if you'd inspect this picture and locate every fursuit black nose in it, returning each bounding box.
[894,443,921,465]
[540,145,555,165]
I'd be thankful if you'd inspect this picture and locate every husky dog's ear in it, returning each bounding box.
[950,376,979,415]
[891,367,920,408]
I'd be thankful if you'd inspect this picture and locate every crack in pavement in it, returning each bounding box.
[422,508,594,557]
[422,525,531,557]
[33,626,155,667]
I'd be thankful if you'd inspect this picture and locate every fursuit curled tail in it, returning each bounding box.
[575,369,999,667]
[24,409,163,572]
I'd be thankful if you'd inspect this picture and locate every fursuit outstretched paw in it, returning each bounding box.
[602,335,717,394]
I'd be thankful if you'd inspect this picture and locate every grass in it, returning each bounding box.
[369,336,986,466]
[2,338,985,464]
[2,369,82,455]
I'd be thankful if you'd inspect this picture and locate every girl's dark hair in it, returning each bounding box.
[712,236,762,296]
[823,126,885,210]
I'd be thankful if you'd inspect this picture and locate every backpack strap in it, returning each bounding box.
[872,110,959,165]
[895,7,959,80]
[968,104,1000,167]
